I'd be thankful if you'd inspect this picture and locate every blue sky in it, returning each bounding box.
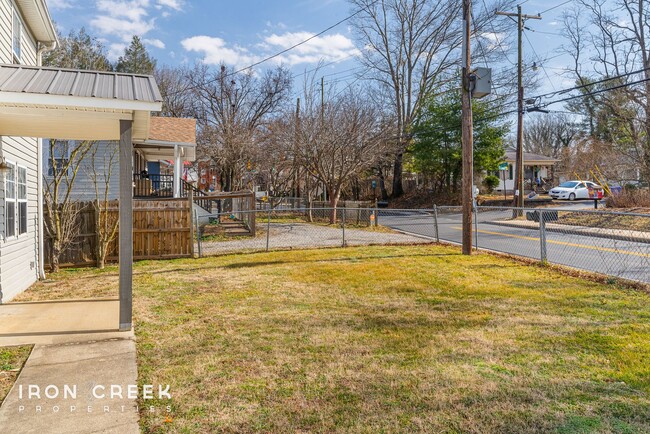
[46,0,582,95]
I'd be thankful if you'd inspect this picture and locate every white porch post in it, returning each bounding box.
[119,120,133,331]
[173,145,182,198]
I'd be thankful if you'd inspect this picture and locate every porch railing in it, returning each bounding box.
[133,173,174,198]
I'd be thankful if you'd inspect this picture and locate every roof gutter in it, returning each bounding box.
[36,39,57,280]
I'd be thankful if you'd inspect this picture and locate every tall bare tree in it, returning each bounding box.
[191,63,292,191]
[295,85,389,222]
[86,142,119,269]
[349,0,513,197]
[563,0,650,180]
[43,140,94,272]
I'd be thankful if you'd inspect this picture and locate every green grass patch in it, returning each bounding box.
[15,245,650,433]
[0,346,32,405]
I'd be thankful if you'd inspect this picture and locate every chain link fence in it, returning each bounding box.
[192,205,650,284]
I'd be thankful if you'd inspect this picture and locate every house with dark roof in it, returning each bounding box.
[493,148,560,193]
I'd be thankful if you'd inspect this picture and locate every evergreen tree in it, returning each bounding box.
[115,36,156,75]
[43,27,112,71]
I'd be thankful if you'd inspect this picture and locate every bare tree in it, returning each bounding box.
[43,140,94,272]
[295,85,389,222]
[86,142,119,269]
[349,0,513,197]
[563,0,650,180]
[191,63,292,191]
[155,65,197,118]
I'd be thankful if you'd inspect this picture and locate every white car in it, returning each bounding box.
[549,181,601,200]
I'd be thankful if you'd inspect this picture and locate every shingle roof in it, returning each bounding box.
[505,149,558,163]
[148,117,196,145]
[0,64,162,103]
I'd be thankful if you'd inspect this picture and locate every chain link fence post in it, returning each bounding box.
[342,208,346,247]
[266,209,271,252]
[473,206,479,251]
[433,205,440,243]
[539,210,547,265]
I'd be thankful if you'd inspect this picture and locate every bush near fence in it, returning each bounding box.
[44,198,193,268]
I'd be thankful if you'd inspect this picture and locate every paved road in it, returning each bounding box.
[378,209,650,284]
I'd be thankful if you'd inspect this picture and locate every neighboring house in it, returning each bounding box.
[493,148,559,193]
[0,0,57,301]
[44,117,197,202]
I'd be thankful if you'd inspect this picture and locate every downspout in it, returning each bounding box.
[36,40,57,279]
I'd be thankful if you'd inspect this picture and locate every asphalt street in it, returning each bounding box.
[378,205,650,284]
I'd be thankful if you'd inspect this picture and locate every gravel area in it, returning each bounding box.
[199,222,431,255]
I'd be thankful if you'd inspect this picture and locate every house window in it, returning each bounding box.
[12,8,22,62]
[17,166,27,235]
[48,141,71,176]
[508,164,514,180]
[5,163,16,238]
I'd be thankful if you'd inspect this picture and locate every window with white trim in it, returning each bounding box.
[12,8,22,63]
[5,162,16,238]
[17,166,27,235]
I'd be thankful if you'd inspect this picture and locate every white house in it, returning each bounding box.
[44,117,197,202]
[495,149,559,193]
[0,0,57,302]
[0,0,163,332]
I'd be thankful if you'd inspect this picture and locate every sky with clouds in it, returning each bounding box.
[46,0,584,95]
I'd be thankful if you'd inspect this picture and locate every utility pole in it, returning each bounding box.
[461,0,473,255]
[496,7,541,212]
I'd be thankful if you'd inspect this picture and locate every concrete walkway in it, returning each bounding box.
[0,300,140,433]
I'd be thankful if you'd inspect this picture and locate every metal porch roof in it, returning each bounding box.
[0,64,163,103]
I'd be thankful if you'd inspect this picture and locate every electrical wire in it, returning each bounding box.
[539,0,573,15]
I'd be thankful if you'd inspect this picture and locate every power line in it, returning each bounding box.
[539,0,573,15]
[522,29,557,91]
[228,0,380,77]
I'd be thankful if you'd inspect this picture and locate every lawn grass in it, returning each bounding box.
[0,346,32,405]
[14,245,650,433]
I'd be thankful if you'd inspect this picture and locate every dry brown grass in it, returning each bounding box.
[14,246,650,433]
[607,189,650,208]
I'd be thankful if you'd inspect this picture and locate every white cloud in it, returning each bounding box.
[144,38,166,49]
[263,32,360,65]
[181,36,260,68]
[108,43,127,61]
[157,0,183,10]
[91,0,156,42]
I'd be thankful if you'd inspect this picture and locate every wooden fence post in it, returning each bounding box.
[189,189,195,257]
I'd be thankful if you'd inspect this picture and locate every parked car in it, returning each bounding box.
[549,181,601,200]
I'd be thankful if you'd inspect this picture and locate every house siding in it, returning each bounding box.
[43,140,122,202]
[0,0,40,302]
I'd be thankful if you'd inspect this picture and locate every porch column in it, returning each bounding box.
[173,145,182,198]
[119,120,133,331]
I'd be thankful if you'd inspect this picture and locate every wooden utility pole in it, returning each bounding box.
[496,7,541,212]
[461,0,473,255]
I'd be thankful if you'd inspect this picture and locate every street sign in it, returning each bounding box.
[499,162,508,171]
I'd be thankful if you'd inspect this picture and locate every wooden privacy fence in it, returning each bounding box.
[45,198,193,268]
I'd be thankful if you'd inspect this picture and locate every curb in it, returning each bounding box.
[484,221,650,245]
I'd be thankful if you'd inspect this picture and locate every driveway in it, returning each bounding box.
[0,299,140,433]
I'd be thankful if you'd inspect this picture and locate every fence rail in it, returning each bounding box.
[193,206,650,285]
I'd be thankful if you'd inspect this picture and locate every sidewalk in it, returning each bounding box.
[0,300,140,433]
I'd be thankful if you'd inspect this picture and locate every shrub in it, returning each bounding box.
[482,175,500,193]
[606,188,650,208]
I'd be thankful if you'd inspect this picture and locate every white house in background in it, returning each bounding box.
[44,117,197,202]
[0,0,57,302]
[494,148,559,193]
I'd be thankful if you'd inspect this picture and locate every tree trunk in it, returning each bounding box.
[392,153,404,198]
[328,189,340,224]
[51,241,61,273]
